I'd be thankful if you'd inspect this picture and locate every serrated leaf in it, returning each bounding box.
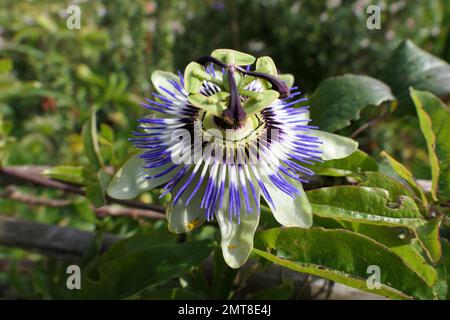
[411,89,450,201]
[254,227,436,299]
[309,74,394,132]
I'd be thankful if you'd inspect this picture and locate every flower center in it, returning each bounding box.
[194,55,290,126]
[201,112,262,143]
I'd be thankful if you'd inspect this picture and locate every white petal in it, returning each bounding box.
[167,171,206,233]
[216,188,260,269]
[311,130,358,161]
[299,110,310,121]
[107,154,177,200]
[151,70,183,98]
[262,175,312,228]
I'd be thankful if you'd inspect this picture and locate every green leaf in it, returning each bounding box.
[384,40,450,108]
[416,218,442,264]
[76,64,105,88]
[82,106,103,171]
[307,186,425,227]
[310,130,358,161]
[211,49,256,66]
[381,151,428,204]
[359,172,416,201]
[307,149,378,177]
[346,224,437,288]
[434,239,450,299]
[100,123,114,144]
[77,234,212,299]
[42,165,84,185]
[254,227,436,299]
[0,59,13,74]
[84,168,111,207]
[249,279,295,300]
[0,81,72,103]
[411,89,450,201]
[211,247,237,299]
[309,75,395,132]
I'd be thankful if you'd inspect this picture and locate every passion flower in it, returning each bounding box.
[107,49,358,268]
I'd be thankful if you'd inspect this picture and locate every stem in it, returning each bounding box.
[0,166,165,214]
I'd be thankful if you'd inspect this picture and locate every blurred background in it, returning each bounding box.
[0,0,449,299]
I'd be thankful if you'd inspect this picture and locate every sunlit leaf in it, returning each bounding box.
[411,88,450,201]
[307,186,424,227]
[381,150,428,205]
[254,227,436,299]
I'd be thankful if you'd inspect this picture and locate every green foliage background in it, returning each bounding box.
[0,0,450,299]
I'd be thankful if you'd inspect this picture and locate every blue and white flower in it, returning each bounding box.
[107,49,357,268]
